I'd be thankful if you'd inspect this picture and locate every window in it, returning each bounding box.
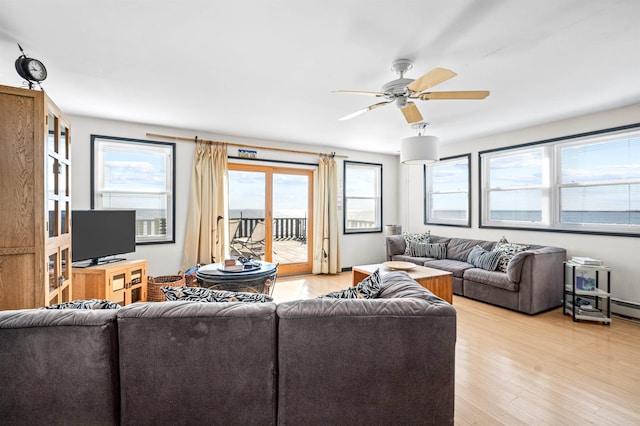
[343,161,382,234]
[91,135,176,244]
[480,124,640,236]
[424,154,471,227]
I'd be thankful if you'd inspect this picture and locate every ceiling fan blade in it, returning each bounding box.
[406,67,457,93]
[339,101,391,121]
[418,90,490,100]
[332,90,386,97]
[401,102,423,124]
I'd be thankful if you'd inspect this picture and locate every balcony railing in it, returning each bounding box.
[136,218,167,237]
[135,217,373,240]
[232,217,307,242]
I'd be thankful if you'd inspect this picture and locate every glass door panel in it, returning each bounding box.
[228,164,313,275]
[228,170,267,260]
[273,173,310,267]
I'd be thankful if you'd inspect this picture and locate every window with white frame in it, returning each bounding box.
[343,161,382,234]
[92,135,175,244]
[424,154,471,227]
[480,124,640,236]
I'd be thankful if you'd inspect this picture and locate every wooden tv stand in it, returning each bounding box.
[72,259,148,306]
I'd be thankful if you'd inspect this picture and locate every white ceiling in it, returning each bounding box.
[1,0,639,155]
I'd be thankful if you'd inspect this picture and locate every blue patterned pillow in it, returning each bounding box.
[318,268,382,299]
[402,231,430,255]
[494,237,529,273]
[467,245,502,271]
[45,299,121,309]
[408,242,447,259]
[161,286,273,303]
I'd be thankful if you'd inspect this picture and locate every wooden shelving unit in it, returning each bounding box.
[0,85,72,310]
[72,259,148,306]
[563,261,611,324]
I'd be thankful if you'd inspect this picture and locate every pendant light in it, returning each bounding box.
[400,123,439,164]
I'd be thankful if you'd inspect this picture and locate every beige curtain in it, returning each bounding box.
[182,142,228,269]
[313,155,341,274]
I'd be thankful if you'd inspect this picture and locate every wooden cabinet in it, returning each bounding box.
[0,85,72,310]
[72,260,148,306]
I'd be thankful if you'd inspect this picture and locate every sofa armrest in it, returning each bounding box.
[385,235,406,260]
[0,309,120,425]
[516,246,567,313]
[506,251,533,283]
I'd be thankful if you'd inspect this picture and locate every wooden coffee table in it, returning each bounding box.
[352,263,453,304]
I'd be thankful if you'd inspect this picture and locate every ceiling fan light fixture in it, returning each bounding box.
[400,135,439,164]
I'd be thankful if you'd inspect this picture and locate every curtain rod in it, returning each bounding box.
[146,132,347,158]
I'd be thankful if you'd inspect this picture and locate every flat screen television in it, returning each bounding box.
[72,210,136,267]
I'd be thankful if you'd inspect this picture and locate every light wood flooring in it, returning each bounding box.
[274,273,640,425]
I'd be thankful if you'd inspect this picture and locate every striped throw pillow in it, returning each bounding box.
[467,245,502,271]
[402,231,430,255]
[409,242,447,259]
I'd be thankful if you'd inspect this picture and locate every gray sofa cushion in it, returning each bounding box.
[423,258,475,278]
[463,268,519,291]
[276,274,456,425]
[0,309,120,425]
[446,238,494,261]
[378,271,450,305]
[117,301,277,425]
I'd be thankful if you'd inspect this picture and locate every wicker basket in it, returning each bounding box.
[148,274,186,302]
[179,270,200,287]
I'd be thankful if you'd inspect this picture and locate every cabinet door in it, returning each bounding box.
[108,271,128,305]
[45,111,72,306]
[127,264,147,304]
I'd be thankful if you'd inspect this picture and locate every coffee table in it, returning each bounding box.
[352,263,453,304]
[196,261,278,295]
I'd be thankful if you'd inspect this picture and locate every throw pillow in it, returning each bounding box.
[317,268,382,299]
[467,245,502,271]
[45,299,121,309]
[402,231,431,255]
[494,237,530,273]
[409,242,447,259]
[161,286,273,303]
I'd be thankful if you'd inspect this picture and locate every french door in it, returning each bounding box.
[228,164,313,275]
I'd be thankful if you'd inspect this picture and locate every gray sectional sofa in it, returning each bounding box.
[386,234,566,314]
[0,272,456,425]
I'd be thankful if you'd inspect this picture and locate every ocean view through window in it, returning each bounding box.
[91,135,175,244]
[424,154,470,227]
[480,124,640,236]
[343,161,382,234]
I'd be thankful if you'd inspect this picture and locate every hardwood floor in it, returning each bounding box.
[274,273,640,425]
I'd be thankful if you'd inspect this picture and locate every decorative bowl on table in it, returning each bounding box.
[382,261,416,271]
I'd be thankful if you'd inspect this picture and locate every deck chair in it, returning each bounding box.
[229,219,243,256]
[234,221,266,258]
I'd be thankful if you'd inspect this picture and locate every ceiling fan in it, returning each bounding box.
[333,59,490,124]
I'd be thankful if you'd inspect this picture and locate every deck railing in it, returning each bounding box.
[136,218,167,237]
[134,217,308,240]
[232,217,307,241]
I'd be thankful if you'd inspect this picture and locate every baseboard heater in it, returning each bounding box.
[611,298,640,321]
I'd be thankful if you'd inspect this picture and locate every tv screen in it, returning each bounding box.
[72,210,136,266]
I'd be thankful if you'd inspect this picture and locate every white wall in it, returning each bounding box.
[401,103,640,316]
[69,116,400,276]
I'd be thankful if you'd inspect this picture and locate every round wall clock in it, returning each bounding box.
[15,56,48,82]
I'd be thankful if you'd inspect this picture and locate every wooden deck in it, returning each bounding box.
[273,239,308,264]
[231,239,308,264]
